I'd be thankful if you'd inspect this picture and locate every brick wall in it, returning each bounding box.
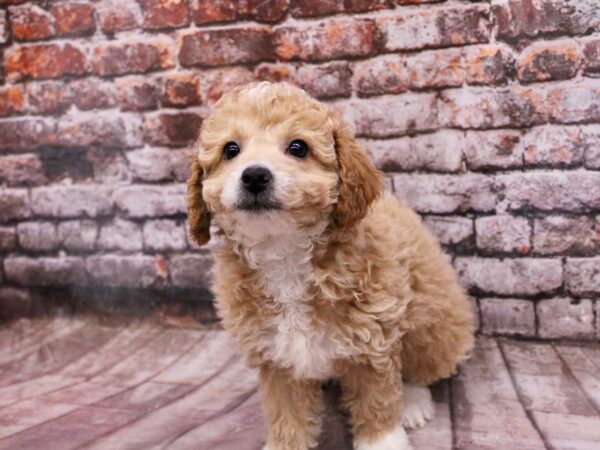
[0,0,598,339]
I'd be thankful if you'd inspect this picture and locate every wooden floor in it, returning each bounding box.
[1,317,599,450]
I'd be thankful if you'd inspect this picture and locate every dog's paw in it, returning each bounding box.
[354,424,413,450]
[401,383,435,429]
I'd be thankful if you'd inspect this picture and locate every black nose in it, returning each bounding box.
[241,166,272,195]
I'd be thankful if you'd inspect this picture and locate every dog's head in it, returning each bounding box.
[188,82,382,245]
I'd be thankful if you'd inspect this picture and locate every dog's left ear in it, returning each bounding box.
[187,156,212,245]
[333,120,383,230]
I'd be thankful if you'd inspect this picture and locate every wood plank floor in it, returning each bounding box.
[1,317,599,450]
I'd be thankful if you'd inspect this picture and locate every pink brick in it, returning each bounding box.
[0,154,46,186]
[170,254,213,288]
[475,215,531,255]
[57,114,143,149]
[17,222,60,252]
[523,126,584,167]
[423,216,473,247]
[294,62,352,99]
[58,220,97,252]
[204,67,254,103]
[92,39,175,77]
[516,40,582,82]
[0,226,17,252]
[407,48,464,89]
[0,118,56,151]
[565,257,600,295]
[463,130,523,170]
[98,219,143,252]
[480,298,535,337]
[353,55,408,97]
[537,297,595,340]
[143,112,202,147]
[5,256,87,286]
[547,83,600,124]
[27,81,73,115]
[31,185,113,218]
[0,188,30,221]
[86,255,167,288]
[126,148,189,182]
[114,185,186,218]
[143,219,187,252]
[0,288,32,320]
[96,0,142,33]
[534,216,598,255]
[465,44,515,85]
[582,125,600,169]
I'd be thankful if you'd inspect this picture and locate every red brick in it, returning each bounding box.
[548,84,600,124]
[51,3,96,36]
[143,219,187,252]
[142,0,189,29]
[377,5,489,52]
[96,0,142,33]
[127,148,190,182]
[0,118,56,151]
[204,67,254,103]
[0,188,30,221]
[179,27,274,67]
[465,44,515,85]
[494,0,600,40]
[17,222,60,252]
[0,154,46,186]
[6,44,87,81]
[70,78,118,111]
[0,226,17,252]
[86,255,168,288]
[27,81,73,115]
[5,256,87,286]
[144,112,202,147]
[190,0,236,24]
[439,87,545,129]
[31,185,114,218]
[9,4,56,41]
[92,40,175,77]
[116,78,158,111]
[407,48,464,89]
[241,0,289,22]
[57,114,143,149]
[294,62,352,99]
[517,41,582,82]
[534,216,598,256]
[98,219,143,252]
[290,0,343,17]
[523,126,584,167]
[191,0,288,24]
[353,55,408,97]
[113,185,186,218]
[274,18,378,62]
[160,74,202,108]
[583,39,600,75]
[170,254,213,288]
[463,130,523,170]
[254,63,294,84]
[0,86,26,117]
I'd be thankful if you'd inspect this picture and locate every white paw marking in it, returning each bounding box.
[402,383,435,430]
[354,423,413,450]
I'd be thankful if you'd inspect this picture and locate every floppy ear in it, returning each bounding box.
[333,122,383,230]
[187,156,211,245]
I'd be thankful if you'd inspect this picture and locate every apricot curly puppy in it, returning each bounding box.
[188,82,474,450]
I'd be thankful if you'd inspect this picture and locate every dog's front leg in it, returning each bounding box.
[259,365,323,450]
[341,361,412,450]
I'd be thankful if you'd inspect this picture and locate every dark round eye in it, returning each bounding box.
[287,140,308,158]
[223,142,240,160]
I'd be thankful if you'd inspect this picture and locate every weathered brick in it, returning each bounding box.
[342,93,438,138]
[439,87,545,129]
[0,154,46,186]
[116,78,158,112]
[0,10,8,44]
[0,288,32,320]
[170,254,213,288]
[468,296,480,333]
[70,78,118,111]
[0,86,25,117]
[547,84,600,124]
[353,55,408,97]
[204,67,254,103]
[144,112,202,147]
[537,297,595,340]
[475,215,530,254]
[291,0,389,17]
[17,221,59,252]
[143,219,187,252]
[583,38,600,76]
[180,27,274,67]
[160,74,202,108]
[377,5,489,52]
[494,0,600,40]
[0,188,30,221]
[191,0,288,24]
[58,220,97,252]
[0,118,56,151]
[0,226,17,252]
[455,257,563,296]
[423,216,473,247]
[96,0,142,33]
[254,63,294,84]
[86,255,168,288]
[51,3,96,36]
[565,257,600,295]
[582,125,600,169]
[97,219,143,252]
[498,171,600,212]
[523,126,584,167]
[92,40,175,77]
[114,185,186,218]
[9,4,56,41]
[127,148,189,182]
[142,0,189,29]
[295,62,352,99]
[463,130,523,170]
[465,44,515,85]
[31,185,113,218]
[480,298,535,337]
[274,18,377,62]
[57,114,143,149]
[27,81,72,115]
[534,216,598,256]
[5,43,87,81]
[517,41,582,83]
[407,48,464,89]
[393,174,496,214]
[190,0,235,23]
[5,256,87,286]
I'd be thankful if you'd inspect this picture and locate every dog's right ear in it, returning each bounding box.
[187,156,211,246]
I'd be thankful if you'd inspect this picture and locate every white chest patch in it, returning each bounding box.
[240,231,353,380]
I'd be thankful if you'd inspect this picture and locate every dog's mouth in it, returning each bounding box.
[236,196,281,213]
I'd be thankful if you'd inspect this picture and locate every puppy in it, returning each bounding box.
[187,82,474,450]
